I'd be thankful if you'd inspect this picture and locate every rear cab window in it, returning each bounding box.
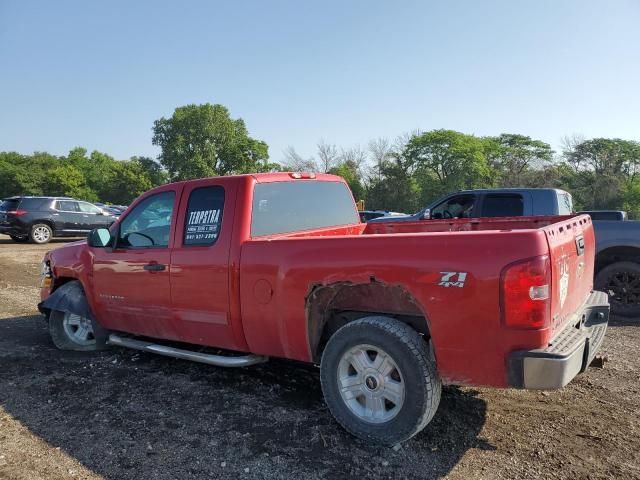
[481,194,524,217]
[251,180,359,237]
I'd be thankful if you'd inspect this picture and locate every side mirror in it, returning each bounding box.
[87,228,112,248]
[422,209,431,220]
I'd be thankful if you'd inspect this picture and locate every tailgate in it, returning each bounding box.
[544,215,595,333]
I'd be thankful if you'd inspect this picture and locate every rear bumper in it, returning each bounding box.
[0,225,24,236]
[507,290,609,390]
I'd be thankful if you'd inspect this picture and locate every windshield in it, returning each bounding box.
[251,181,359,236]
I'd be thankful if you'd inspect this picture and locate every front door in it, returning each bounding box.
[91,186,181,338]
[169,179,242,349]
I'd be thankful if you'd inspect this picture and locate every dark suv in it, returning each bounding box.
[0,196,117,244]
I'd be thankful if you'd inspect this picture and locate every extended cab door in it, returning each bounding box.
[91,185,180,338]
[169,178,244,350]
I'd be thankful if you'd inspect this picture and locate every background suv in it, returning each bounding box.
[0,196,117,244]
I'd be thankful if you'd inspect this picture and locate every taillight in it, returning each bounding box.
[7,210,28,216]
[501,255,551,329]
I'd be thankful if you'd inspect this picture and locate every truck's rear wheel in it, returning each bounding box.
[320,316,441,445]
[595,261,640,319]
[49,310,108,351]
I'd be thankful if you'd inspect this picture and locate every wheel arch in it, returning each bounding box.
[306,279,433,363]
[596,245,640,273]
[30,219,56,232]
[39,279,93,319]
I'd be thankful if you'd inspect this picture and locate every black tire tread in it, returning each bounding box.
[595,261,640,318]
[320,316,441,445]
[48,310,108,352]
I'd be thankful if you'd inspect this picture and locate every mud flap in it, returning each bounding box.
[38,281,109,343]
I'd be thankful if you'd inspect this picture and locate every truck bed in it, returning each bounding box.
[279,215,579,238]
[240,214,595,387]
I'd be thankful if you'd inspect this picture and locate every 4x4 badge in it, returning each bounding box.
[439,272,468,288]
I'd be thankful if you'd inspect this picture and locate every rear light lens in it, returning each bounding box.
[501,255,551,329]
[7,210,28,216]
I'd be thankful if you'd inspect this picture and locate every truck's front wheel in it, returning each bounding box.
[320,316,441,445]
[49,310,108,351]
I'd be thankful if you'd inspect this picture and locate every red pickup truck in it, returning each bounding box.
[38,172,609,445]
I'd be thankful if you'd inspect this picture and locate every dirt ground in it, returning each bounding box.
[0,235,639,480]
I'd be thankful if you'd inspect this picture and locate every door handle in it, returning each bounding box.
[143,263,166,272]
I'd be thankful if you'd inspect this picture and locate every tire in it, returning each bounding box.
[595,261,640,318]
[320,316,441,445]
[10,235,28,243]
[48,309,109,351]
[29,223,53,244]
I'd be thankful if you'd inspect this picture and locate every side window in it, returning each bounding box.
[481,194,524,217]
[183,186,224,246]
[557,193,573,215]
[431,195,476,219]
[118,191,175,248]
[78,202,103,214]
[56,200,79,212]
[20,198,50,210]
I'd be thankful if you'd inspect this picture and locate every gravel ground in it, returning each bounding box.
[0,234,639,480]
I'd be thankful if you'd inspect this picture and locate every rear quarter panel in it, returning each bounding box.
[240,229,551,387]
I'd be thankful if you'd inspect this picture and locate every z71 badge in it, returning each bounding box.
[438,272,468,288]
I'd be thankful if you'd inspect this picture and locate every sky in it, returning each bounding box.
[1,0,639,164]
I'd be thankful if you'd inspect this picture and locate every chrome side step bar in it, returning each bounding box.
[107,334,268,367]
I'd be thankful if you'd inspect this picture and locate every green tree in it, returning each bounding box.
[48,164,96,200]
[100,160,154,205]
[152,103,270,180]
[404,129,493,201]
[0,152,23,197]
[365,155,422,213]
[562,138,640,210]
[329,160,365,201]
[130,156,169,186]
[486,134,554,187]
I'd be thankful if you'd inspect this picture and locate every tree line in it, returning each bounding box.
[291,132,640,218]
[1,103,639,218]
